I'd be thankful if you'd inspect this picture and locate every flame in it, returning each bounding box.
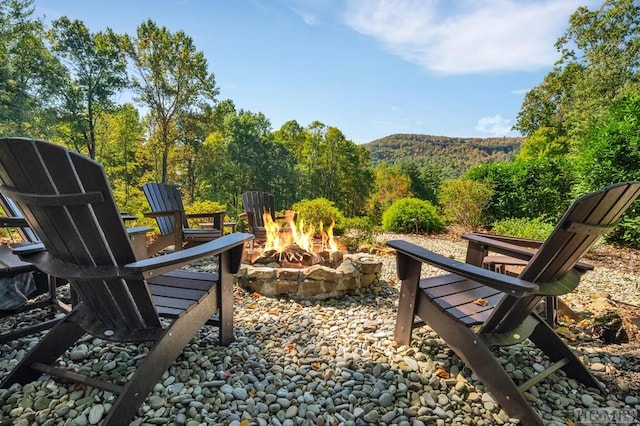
[262,212,339,253]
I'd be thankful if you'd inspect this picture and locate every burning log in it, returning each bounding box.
[253,243,324,268]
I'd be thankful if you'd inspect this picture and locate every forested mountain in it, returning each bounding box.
[365,134,523,177]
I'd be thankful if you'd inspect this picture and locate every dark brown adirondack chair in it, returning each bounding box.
[389,181,640,426]
[142,182,225,256]
[0,193,71,343]
[0,137,253,425]
[240,191,277,241]
[240,191,295,247]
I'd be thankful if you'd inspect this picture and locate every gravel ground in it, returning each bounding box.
[0,232,639,425]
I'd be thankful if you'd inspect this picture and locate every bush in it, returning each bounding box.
[491,217,555,240]
[291,198,345,235]
[185,200,227,215]
[382,198,445,234]
[610,213,640,249]
[439,178,493,229]
[185,200,228,227]
[341,216,380,252]
[466,157,575,222]
[576,94,640,193]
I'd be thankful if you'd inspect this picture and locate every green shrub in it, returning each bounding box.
[465,157,575,222]
[491,217,555,240]
[291,198,345,235]
[611,213,640,249]
[341,216,380,251]
[185,200,228,227]
[439,178,493,229]
[382,198,445,234]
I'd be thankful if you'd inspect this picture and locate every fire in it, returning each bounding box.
[262,212,339,253]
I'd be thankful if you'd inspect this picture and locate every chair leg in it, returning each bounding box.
[101,288,220,424]
[412,293,546,425]
[218,251,235,346]
[529,313,604,391]
[393,254,422,346]
[0,315,85,386]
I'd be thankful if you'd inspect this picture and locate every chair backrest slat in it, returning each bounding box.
[143,183,189,236]
[242,191,275,228]
[0,138,160,331]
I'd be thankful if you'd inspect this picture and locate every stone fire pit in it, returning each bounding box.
[235,251,383,301]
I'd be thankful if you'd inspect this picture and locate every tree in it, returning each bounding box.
[274,119,306,157]
[397,158,442,204]
[95,104,146,209]
[516,126,570,160]
[47,17,128,158]
[576,94,640,192]
[0,0,62,136]
[125,20,218,182]
[369,162,412,221]
[515,0,640,143]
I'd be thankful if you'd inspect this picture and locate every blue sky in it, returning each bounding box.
[33,0,600,144]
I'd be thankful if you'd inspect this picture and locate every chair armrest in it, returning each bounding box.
[185,212,225,219]
[125,233,254,278]
[143,210,182,219]
[463,232,544,249]
[14,233,254,281]
[462,233,539,260]
[462,233,593,271]
[8,241,46,255]
[0,217,29,228]
[126,226,154,236]
[387,239,539,297]
[186,212,225,229]
[120,212,138,222]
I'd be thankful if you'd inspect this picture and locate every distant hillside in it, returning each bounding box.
[365,134,523,177]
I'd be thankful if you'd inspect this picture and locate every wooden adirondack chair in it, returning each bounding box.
[142,182,226,256]
[240,191,277,240]
[0,137,253,425]
[389,181,640,425]
[240,191,294,246]
[0,193,71,343]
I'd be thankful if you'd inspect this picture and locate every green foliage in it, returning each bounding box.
[185,200,226,216]
[517,127,570,160]
[466,157,575,222]
[575,94,640,247]
[396,158,442,204]
[47,17,129,159]
[612,214,640,249]
[439,179,493,230]
[125,19,218,183]
[291,198,345,235]
[515,0,640,143]
[277,120,374,217]
[184,200,227,229]
[381,198,445,234]
[576,94,640,192]
[0,0,63,137]
[369,162,412,222]
[491,217,555,241]
[340,216,380,252]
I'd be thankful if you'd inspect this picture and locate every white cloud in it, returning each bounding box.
[475,115,513,136]
[511,88,530,95]
[342,0,594,75]
[279,0,336,26]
